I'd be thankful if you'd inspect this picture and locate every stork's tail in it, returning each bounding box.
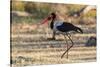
[75,27,83,33]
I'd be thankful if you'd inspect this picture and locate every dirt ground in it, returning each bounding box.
[11,24,96,66]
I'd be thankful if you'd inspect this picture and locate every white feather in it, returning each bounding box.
[53,21,63,31]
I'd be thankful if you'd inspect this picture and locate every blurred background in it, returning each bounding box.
[11,0,96,34]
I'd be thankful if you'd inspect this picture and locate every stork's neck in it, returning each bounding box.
[50,18,55,29]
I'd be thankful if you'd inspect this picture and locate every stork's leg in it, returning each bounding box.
[66,33,74,51]
[47,31,56,40]
[61,34,69,59]
[61,33,74,58]
[51,31,56,40]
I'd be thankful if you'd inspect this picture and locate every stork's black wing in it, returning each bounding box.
[57,22,75,32]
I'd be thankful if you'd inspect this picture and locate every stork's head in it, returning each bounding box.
[41,12,56,24]
[50,12,56,19]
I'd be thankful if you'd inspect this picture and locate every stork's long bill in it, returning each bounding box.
[41,18,48,24]
[41,15,52,24]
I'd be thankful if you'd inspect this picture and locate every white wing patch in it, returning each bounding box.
[53,21,63,31]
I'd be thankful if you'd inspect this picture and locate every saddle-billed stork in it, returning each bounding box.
[41,12,83,58]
